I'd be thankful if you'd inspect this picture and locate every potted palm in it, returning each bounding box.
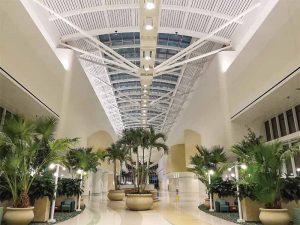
[121,127,168,211]
[189,145,227,208]
[243,142,300,225]
[105,142,128,201]
[65,147,104,208]
[0,116,76,225]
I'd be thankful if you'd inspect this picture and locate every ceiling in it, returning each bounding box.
[24,0,261,136]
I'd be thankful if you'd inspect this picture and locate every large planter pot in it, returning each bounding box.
[107,190,125,201]
[126,194,153,211]
[4,207,34,225]
[259,208,290,225]
[33,197,50,222]
[204,198,210,209]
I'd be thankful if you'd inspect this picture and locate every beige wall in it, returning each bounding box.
[166,144,186,173]
[184,129,201,167]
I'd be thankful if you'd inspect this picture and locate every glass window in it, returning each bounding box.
[286,157,294,176]
[278,113,287,136]
[265,121,271,141]
[295,105,300,129]
[5,110,11,121]
[0,106,3,119]
[286,109,296,133]
[295,154,300,177]
[271,117,279,139]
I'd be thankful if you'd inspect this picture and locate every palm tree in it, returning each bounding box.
[120,127,168,193]
[189,145,227,188]
[105,142,129,190]
[65,147,103,174]
[120,129,138,187]
[0,115,77,208]
[145,127,168,187]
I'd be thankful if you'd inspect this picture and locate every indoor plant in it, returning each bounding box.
[0,115,76,225]
[121,127,168,210]
[242,142,300,225]
[105,142,129,201]
[189,145,227,208]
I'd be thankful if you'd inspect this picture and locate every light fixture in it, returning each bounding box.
[144,50,151,60]
[143,100,147,103]
[49,163,56,170]
[231,173,235,177]
[143,89,148,93]
[54,172,59,177]
[144,18,154,31]
[142,110,147,113]
[208,170,214,175]
[77,169,83,174]
[145,0,155,10]
[143,104,147,107]
[143,84,148,87]
[144,65,150,71]
[241,164,247,170]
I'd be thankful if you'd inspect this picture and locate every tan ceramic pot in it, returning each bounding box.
[107,190,125,201]
[4,207,34,225]
[126,194,153,211]
[259,208,290,225]
[204,198,210,209]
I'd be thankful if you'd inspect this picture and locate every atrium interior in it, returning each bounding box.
[0,0,300,225]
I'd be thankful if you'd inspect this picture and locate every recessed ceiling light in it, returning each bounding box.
[143,90,148,93]
[144,51,151,60]
[144,18,154,31]
[144,65,150,71]
[145,0,155,10]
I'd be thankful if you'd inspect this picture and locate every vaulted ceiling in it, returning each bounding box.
[28,0,260,135]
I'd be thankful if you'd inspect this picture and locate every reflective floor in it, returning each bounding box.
[57,192,237,225]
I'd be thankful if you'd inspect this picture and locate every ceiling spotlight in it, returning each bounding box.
[143,90,148,93]
[144,51,151,60]
[142,110,147,113]
[143,104,147,107]
[144,18,154,31]
[145,0,155,10]
[144,65,150,71]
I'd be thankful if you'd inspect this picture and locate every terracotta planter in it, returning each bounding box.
[107,190,125,201]
[126,194,153,211]
[259,208,290,225]
[4,207,34,225]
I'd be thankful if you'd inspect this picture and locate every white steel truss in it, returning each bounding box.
[32,0,260,135]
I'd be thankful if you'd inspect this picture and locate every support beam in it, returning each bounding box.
[33,0,139,72]
[80,57,139,78]
[155,3,261,72]
[60,42,137,73]
[157,45,232,73]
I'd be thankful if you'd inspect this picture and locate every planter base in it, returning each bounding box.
[126,194,153,211]
[4,207,34,225]
[259,208,290,225]
[107,190,125,201]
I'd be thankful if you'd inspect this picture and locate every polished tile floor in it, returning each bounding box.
[57,192,237,225]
